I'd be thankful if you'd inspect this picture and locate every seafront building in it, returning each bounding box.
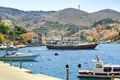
[20,32,42,46]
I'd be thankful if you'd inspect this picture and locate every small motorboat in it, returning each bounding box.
[0,44,7,50]
[0,51,39,61]
[77,55,120,79]
[0,44,18,50]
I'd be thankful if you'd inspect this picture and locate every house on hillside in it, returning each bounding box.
[20,32,42,46]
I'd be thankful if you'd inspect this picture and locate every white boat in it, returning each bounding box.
[77,55,120,79]
[0,44,18,50]
[0,44,7,50]
[0,51,39,61]
[115,78,120,80]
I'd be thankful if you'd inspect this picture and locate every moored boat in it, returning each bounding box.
[77,55,120,78]
[0,44,18,50]
[0,51,39,61]
[46,6,99,50]
[46,41,98,49]
[0,44,7,50]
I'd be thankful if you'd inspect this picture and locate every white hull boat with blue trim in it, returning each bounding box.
[0,52,39,61]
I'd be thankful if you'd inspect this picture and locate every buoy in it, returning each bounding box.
[30,64,32,66]
[111,74,115,80]
[48,58,51,61]
[28,50,31,53]
[54,52,59,56]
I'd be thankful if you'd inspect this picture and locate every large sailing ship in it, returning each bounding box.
[46,42,98,49]
[46,6,98,49]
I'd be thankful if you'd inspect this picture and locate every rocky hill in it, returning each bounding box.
[44,8,90,26]
[90,9,120,22]
[0,6,120,30]
[45,8,120,26]
[0,6,56,30]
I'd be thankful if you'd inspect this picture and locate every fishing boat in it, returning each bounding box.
[77,55,120,78]
[0,51,39,61]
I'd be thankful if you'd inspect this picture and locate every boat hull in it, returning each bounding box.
[78,74,120,78]
[0,54,39,61]
[78,70,120,79]
[46,43,98,49]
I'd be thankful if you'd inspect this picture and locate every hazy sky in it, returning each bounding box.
[0,0,120,12]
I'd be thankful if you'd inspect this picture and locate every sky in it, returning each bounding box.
[0,0,120,13]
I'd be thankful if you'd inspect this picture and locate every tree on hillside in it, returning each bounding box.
[0,33,5,43]
[92,18,114,27]
[13,25,27,40]
[0,18,2,23]
[8,24,27,41]
[14,25,27,36]
[0,20,9,34]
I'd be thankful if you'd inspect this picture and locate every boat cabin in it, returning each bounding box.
[57,41,79,45]
[93,59,120,76]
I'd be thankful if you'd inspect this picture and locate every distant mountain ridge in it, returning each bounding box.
[0,6,120,29]
[90,9,120,23]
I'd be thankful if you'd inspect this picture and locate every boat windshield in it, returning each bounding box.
[5,51,17,56]
[10,52,17,55]
[96,64,102,68]
[104,67,112,72]
[113,67,120,72]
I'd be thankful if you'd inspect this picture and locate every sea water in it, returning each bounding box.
[0,43,120,80]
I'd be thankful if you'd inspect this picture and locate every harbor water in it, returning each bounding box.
[0,43,120,80]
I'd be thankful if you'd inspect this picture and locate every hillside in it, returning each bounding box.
[90,9,120,22]
[44,8,91,26]
[45,8,120,26]
[0,6,120,30]
[0,6,56,30]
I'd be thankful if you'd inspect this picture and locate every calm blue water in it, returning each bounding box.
[0,43,120,80]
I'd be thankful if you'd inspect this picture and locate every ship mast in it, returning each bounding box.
[61,14,64,41]
[78,5,81,44]
[62,23,64,41]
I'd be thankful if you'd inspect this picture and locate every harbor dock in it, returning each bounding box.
[0,61,62,80]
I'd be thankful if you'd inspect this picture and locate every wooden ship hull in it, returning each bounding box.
[46,43,98,49]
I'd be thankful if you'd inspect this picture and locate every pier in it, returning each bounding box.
[0,61,62,80]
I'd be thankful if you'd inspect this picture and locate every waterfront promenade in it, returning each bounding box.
[0,61,62,80]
